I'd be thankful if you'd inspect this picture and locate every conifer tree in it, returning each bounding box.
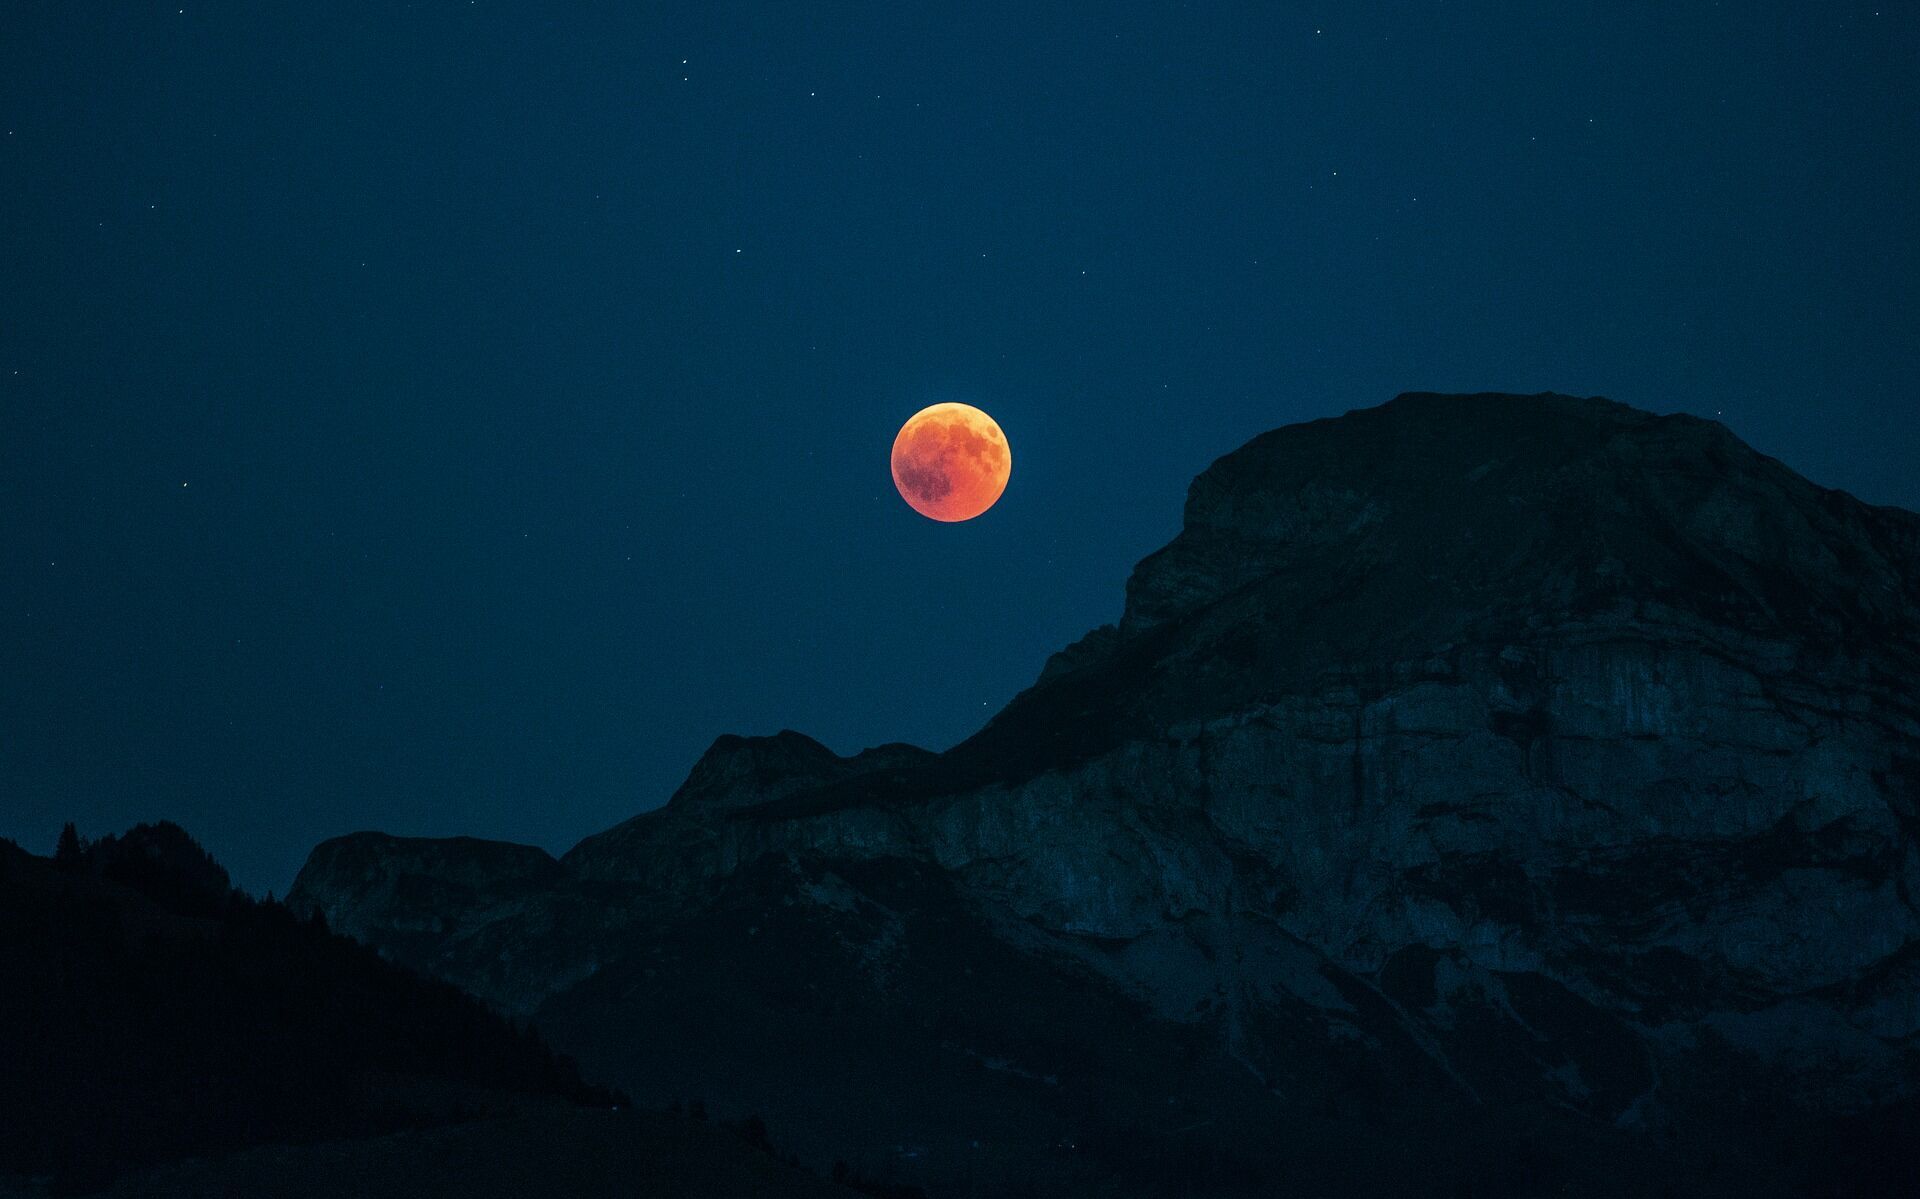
[53,822,84,871]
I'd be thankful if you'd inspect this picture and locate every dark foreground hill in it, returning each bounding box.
[0,826,843,1197]
[293,393,1920,1197]
[74,1106,853,1199]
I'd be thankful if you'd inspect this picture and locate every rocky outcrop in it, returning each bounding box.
[290,393,1920,1195]
[285,832,609,1003]
[562,731,934,885]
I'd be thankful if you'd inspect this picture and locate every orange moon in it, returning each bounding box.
[890,403,1012,522]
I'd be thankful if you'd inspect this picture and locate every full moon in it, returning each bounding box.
[890,403,1012,522]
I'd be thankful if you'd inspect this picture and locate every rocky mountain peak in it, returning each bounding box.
[667,730,845,812]
[290,392,1920,1196]
[1120,392,1919,637]
[558,731,936,882]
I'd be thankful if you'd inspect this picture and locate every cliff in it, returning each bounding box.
[291,393,1920,1196]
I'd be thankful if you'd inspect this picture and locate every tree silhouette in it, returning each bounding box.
[52,822,84,870]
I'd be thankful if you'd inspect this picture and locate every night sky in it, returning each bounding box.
[5,3,1916,894]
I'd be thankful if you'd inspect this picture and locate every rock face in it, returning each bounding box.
[291,394,1920,1196]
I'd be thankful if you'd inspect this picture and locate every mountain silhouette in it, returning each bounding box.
[0,825,847,1197]
[293,393,1920,1197]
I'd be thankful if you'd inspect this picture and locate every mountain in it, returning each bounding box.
[291,393,1920,1197]
[0,826,843,1198]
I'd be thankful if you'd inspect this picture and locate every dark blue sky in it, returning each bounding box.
[5,2,1916,893]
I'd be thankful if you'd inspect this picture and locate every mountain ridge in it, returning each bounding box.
[291,392,1920,1196]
